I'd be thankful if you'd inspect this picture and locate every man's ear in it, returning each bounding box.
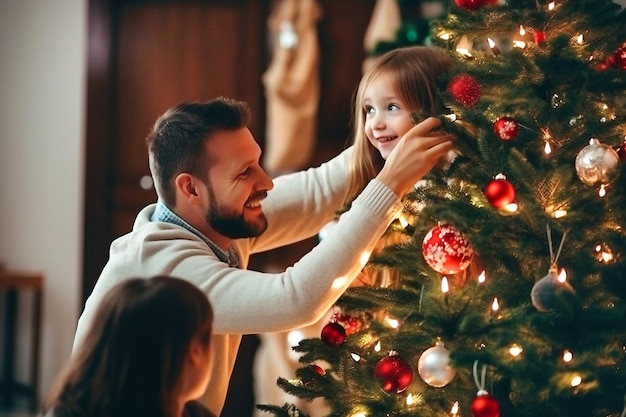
[175,173,201,202]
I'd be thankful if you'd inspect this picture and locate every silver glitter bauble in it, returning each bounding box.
[417,341,456,387]
[575,138,620,186]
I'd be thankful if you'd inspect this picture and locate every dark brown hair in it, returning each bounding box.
[43,275,213,417]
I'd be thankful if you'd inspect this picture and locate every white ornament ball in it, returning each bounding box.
[575,138,620,186]
[417,341,456,387]
[530,267,576,312]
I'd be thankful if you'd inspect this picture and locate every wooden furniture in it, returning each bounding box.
[0,266,43,411]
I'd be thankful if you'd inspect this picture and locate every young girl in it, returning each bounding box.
[42,275,216,417]
[346,45,454,287]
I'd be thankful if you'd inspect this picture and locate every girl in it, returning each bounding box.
[346,45,454,288]
[42,275,216,417]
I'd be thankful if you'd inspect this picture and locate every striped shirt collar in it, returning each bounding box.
[150,200,240,268]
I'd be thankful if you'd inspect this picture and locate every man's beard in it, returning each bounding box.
[205,182,268,239]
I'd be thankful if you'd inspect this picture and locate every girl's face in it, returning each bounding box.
[363,72,415,160]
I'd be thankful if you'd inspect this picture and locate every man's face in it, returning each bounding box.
[201,128,274,239]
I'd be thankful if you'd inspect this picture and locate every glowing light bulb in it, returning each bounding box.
[576,34,584,44]
[563,350,573,362]
[557,269,567,283]
[571,375,582,387]
[599,184,607,198]
[398,215,409,228]
[441,276,449,293]
[544,141,552,154]
[385,316,399,329]
[548,1,556,11]
[509,344,523,357]
[492,297,500,312]
[374,341,381,352]
[351,352,361,362]
[478,270,486,283]
[451,401,460,416]
[503,203,518,213]
[406,393,415,405]
[552,209,567,218]
[487,37,501,56]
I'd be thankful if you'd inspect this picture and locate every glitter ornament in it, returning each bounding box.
[447,74,481,107]
[417,341,456,387]
[422,224,474,274]
[373,353,413,393]
[533,31,547,44]
[321,321,346,348]
[493,116,519,141]
[610,42,626,70]
[484,176,516,209]
[331,312,363,335]
[471,393,501,417]
[531,266,576,312]
[575,138,620,186]
[454,0,497,10]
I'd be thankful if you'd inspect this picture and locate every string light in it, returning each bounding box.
[570,375,582,387]
[557,269,567,283]
[513,25,527,48]
[491,297,500,313]
[374,341,382,352]
[441,276,450,293]
[576,34,584,44]
[503,202,519,213]
[509,344,523,357]
[487,37,501,56]
[551,209,567,218]
[451,401,460,416]
[548,1,556,11]
[563,350,573,363]
[406,393,415,406]
[351,352,361,362]
[478,270,486,283]
[544,140,552,154]
[599,184,607,198]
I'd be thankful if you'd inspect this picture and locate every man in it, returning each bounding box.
[73,97,454,415]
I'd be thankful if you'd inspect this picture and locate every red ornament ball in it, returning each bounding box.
[373,354,413,393]
[448,74,481,107]
[454,0,497,10]
[484,178,516,209]
[422,224,474,274]
[533,31,547,44]
[493,117,519,141]
[471,393,501,417]
[310,364,326,376]
[612,43,626,70]
[321,322,346,348]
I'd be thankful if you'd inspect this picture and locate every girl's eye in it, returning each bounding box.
[388,103,400,111]
[364,105,374,114]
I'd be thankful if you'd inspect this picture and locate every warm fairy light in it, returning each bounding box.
[548,1,556,11]
[439,32,452,40]
[398,215,409,228]
[456,35,473,58]
[509,344,523,357]
[571,375,582,387]
[503,203,518,213]
[576,34,584,44]
[478,270,486,283]
[487,37,501,56]
[385,316,400,329]
[513,25,527,48]
[406,393,415,405]
[552,209,567,218]
[599,184,607,198]
[596,244,614,263]
[557,269,567,283]
[351,352,361,362]
[451,401,460,416]
[374,341,382,352]
[491,297,500,312]
[456,47,473,58]
[544,140,552,154]
[441,276,449,293]
[519,25,526,36]
[563,350,573,363]
[445,113,458,122]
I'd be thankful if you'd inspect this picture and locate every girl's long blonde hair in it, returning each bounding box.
[346,46,453,203]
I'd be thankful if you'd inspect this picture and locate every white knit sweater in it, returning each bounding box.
[73,148,402,415]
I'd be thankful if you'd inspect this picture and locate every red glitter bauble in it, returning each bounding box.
[484,178,516,208]
[373,354,413,393]
[320,322,346,348]
[448,74,481,107]
[454,0,497,10]
[533,31,547,44]
[493,116,519,141]
[310,364,326,376]
[611,43,626,70]
[422,224,474,274]
[471,393,501,417]
[331,312,362,335]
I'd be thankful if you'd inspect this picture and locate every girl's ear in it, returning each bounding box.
[187,338,203,366]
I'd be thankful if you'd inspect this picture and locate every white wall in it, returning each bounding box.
[0,0,86,403]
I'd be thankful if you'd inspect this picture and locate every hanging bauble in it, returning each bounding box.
[484,175,516,209]
[453,0,497,10]
[331,312,363,336]
[310,364,326,376]
[321,321,346,348]
[611,42,626,70]
[373,352,413,394]
[493,116,519,141]
[575,138,620,186]
[530,266,576,312]
[422,224,474,274]
[471,392,501,417]
[447,74,481,107]
[417,340,456,387]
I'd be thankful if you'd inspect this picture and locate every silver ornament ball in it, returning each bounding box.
[575,138,620,186]
[417,342,456,387]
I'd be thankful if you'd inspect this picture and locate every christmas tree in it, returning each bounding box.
[258,1,626,416]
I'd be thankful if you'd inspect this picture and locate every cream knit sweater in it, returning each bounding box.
[73,148,401,415]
